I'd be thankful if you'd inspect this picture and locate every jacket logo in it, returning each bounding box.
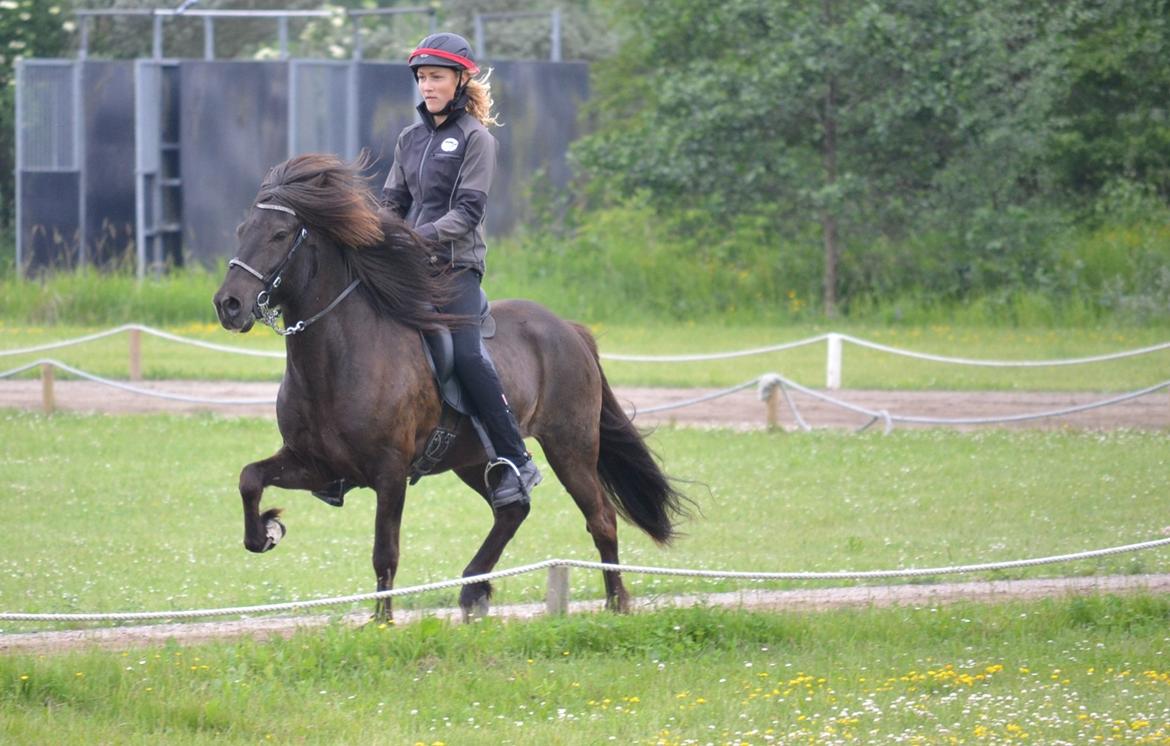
[440,137,460,153]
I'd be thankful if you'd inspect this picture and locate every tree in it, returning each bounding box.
[1045,0,1170,200]
[572,0,1089,314]
[0,1,71,234]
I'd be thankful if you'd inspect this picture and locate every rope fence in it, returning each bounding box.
[2,324,1167,389]
[4,358,1166,430]
[3,536,1167,623]
[0,359,276,408]
[2,327,1168,628]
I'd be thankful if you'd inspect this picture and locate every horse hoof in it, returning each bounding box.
[461,596,490,623]
[262,517,286,551]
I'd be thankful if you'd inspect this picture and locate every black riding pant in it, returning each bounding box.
[441,269,527,462]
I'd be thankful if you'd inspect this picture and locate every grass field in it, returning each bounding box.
[1,321,1169,390]
[2,412,1168,629]
[3,597,1170,743]
[4,403,1170,743]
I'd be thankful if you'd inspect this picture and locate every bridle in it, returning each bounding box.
[227,202,360,337]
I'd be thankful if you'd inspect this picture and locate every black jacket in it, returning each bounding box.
[381,101,498,273]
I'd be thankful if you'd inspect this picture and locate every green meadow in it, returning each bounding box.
[2,412,1167,626]
[3,598,1170,743]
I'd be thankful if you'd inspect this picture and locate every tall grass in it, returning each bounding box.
[0,265,225,326]
[3,200,1170,327]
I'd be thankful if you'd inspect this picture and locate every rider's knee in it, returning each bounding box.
[452,343,485,370]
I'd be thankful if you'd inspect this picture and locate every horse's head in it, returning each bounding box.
[213,201,308,333]
[214,154,386,333]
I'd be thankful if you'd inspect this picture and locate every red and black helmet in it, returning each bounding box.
[407,33,480,75]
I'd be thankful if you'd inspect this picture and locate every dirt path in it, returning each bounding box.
[3,573,1168,655]
[2,379,1167,430]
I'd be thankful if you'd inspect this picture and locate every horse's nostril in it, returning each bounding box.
[225,297,242,316]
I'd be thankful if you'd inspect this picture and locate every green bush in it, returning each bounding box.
[0,265,223,326]
[488,195,823,324]
[486,192,1170,327]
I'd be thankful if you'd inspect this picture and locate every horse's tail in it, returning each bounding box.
[573,324,689,546]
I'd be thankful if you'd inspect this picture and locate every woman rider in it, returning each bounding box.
[314,32,541,509]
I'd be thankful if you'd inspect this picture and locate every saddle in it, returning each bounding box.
[408,289,497,483]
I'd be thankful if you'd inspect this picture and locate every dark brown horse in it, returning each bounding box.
[212,153,688,620]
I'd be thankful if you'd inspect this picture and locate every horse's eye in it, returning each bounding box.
[272,231,288,242]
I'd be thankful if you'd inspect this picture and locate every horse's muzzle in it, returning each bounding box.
[213,289,256,333]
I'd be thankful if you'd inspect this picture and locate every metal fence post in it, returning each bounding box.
[546,565,570,616]
[79,16,90,60]
[826,333,843,390]
[203,16,215,60]
[474,14,485,60]
[152,14,163,60]
[551,8,562,62]
[350,15,363,61]
[278,16,289,60]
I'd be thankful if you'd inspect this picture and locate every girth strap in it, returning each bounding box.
[408,403,462,484]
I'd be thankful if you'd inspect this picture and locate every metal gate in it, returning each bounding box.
[134,60,184,278]
[289,60,357,159]
[15,60,82,272]
[16,58,589,275]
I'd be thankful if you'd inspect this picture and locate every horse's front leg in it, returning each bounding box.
[239,446,325,554]
[371,465,408,621]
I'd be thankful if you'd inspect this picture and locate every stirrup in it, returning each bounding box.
[485,456,541,509]
[483,456,522,490]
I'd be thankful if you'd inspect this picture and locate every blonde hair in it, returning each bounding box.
[463,69,500,127]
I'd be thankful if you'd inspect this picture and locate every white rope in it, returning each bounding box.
[4,357,1164,424]
[2,537,1166,623]
[0,323,284,359]
[601,334,829,362]
[773,374,1170,428]
[629,379,759,415]
[0,324,137,357]
[3,325,1168,368]
[0,359,276,406]
[125,325,284,358]
[839,334,1170,368]
[634,371,1170,427]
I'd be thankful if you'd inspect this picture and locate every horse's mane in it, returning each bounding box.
[257,153,462,331]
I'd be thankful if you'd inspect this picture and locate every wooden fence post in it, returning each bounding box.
[128,328,142,382]
[546,565,570,616]
[765,384,782,431]
[41,363,56,414]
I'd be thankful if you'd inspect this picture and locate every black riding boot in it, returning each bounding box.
[444,269,542,507]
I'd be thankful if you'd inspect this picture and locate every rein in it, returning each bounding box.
[228,202,361,337]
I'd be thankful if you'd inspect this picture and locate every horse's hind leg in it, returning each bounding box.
[539,440,631,613]
[452,464,531,621]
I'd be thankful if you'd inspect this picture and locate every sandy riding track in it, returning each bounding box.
[2,379,1168,653]
[2,379,1169,430]
[3,574,1170,655]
